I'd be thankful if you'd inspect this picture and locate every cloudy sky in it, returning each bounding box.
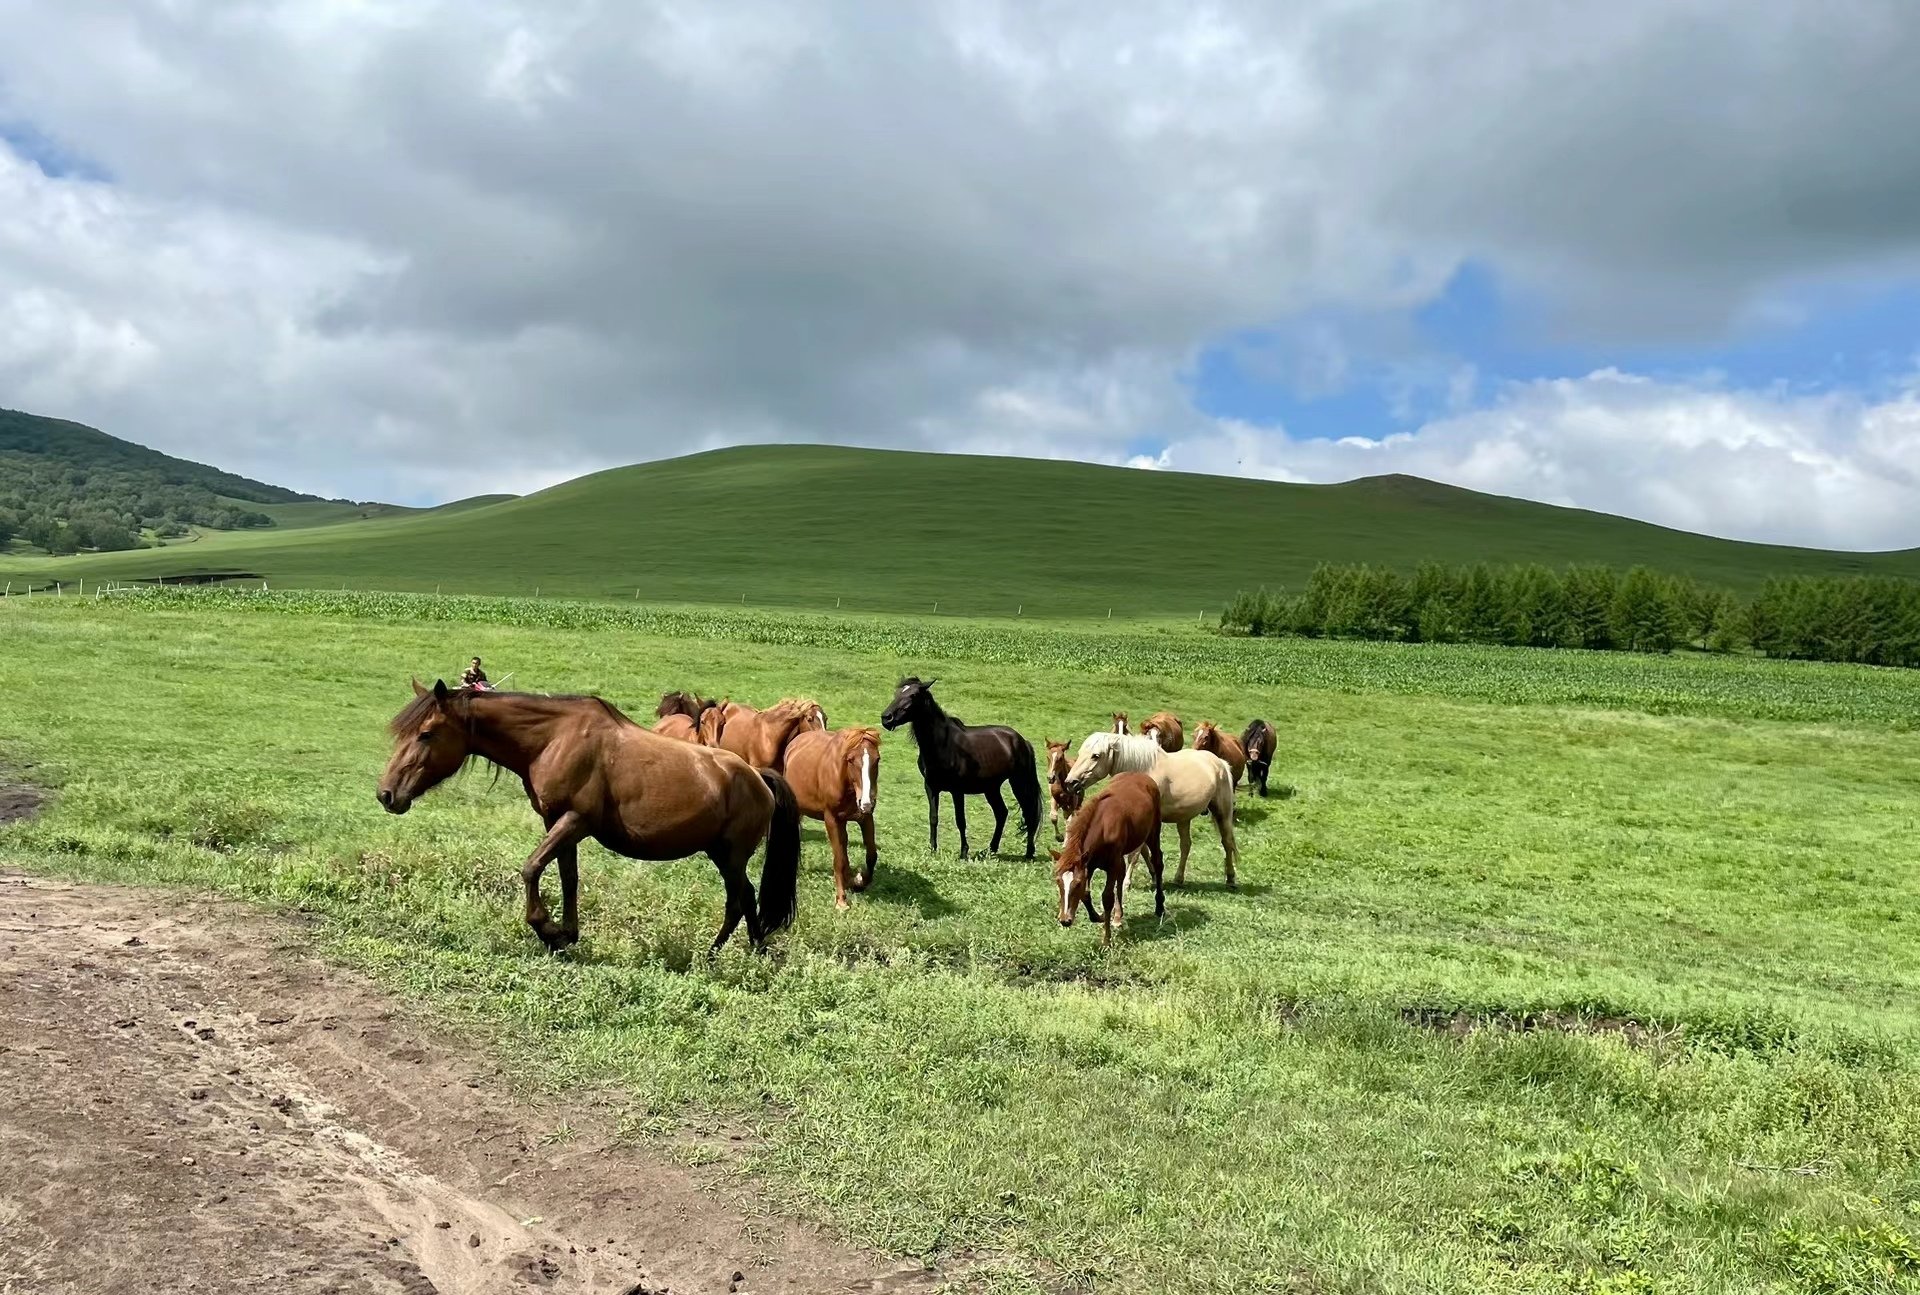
[4,2,1920,549]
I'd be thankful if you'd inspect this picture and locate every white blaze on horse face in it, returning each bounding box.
[859,750,874,814]
[1058,871,1075,922]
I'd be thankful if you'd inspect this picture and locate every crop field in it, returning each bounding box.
[4,590,1920,1293]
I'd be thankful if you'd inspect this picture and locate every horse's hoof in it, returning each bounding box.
[851,871,873,892]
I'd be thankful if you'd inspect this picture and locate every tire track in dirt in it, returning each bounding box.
[0,872,957,1295]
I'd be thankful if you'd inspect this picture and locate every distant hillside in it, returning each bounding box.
[0,408,320,554]
[7,443,1918,617]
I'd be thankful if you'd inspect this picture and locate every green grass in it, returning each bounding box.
[5,592,1920,1293]
[9,445,1920,617]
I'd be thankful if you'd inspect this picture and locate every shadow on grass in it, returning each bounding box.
[861,861,959,918]
[1170,879,1274,897]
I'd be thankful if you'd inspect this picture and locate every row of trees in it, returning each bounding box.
[1221,563,1920,666]
[0,454,278,554]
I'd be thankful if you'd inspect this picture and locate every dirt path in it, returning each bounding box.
[0,872,950,1295]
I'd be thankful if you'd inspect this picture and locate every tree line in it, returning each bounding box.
[0,454,278,554]
[1220,563,1920,667]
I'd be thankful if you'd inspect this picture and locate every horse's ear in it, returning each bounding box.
[923,677,936,688]
[433,679,450,702]
[411,677,427,697]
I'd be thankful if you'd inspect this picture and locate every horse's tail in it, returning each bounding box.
[756,769,801,934]
[1009,733,1043,833]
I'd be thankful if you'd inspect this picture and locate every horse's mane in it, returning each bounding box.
[656,690,714,720]
[388,688,632,739]
[1076,731,1164,771]
[839,725,881,756]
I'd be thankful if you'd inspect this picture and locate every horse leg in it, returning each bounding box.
[1102,871,1120,946]
[984,785,1009,856]
[926,785,940,852]
[557,843,580,946]
[521,813,586,951]
[1215,797,1239,889]
[825,811,852,911]
[951,791,970,858]
[1174,818,1193,887]
[1148,833,1166,920]
[706,841,763,956]
[854,813,877,891]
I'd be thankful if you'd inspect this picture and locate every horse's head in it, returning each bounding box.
[1044,739,1072,781]
[1192,721,1220,753]
[1111,711,1129,734]
[378,679,472,814]
[789,697,828,732]
[1064,733,1118,794]
[842,727,881,817]
[699,701,732,745]
[1050,842,1088,926]
[656,690,699,720]
[881,677,935,730]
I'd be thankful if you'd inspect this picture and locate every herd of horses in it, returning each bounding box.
[376,674,1282,954]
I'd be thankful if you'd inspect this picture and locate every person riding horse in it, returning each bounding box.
[459,657,490,690]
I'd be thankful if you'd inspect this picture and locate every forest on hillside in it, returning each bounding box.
[0,408,319,553]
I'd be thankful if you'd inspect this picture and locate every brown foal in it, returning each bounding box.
[1051,771,1164,946]
[782,725,882,909]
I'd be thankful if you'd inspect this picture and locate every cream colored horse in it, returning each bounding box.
[1064,732,1238,887]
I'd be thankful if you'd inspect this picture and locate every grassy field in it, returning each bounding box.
[9,445,1920,617]
[4,591,1920,1293]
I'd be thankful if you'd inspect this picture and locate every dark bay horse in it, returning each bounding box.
[1241,719,1276,797]
[880,677,1040,859]
[378,681,800,954]
[783,725,881,910]
[653,690,716,744]
[1052,771,1164,946]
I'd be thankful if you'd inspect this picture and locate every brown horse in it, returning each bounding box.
[1111,711,1129,735]
[716,697,828,770]
[783,726,881,910]
[1045,738,1083,839]
[1142,711,1183,752]
[378,681,800,954]
[1051,771,1164,946]
[653,690,716,744]
[1192,721,1246,788]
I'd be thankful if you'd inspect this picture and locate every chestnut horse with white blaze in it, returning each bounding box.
[1065,732,1238,887]
[1052,771,1164,946]
[716,697,827,770]
[782,725,882,910]
[377,681,800,954]
[1111,711,1129,735]
[1045,738,1083,839]
[1142,711,1183,752]
[1192,721,1246,788]
[653,690,716,744]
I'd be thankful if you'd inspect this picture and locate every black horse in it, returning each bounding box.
[880,677,1040,859]
[1241,718,1276,797]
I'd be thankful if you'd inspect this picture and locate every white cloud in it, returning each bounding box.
[1150,371,1920,551]
[0,1,1916,540]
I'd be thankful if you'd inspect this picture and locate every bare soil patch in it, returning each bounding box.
[0,872,953,1295]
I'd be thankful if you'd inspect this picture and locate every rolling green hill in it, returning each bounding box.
[0,408,329,553]
[7,444,1918,617]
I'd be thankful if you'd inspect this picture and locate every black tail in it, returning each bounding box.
[756,769,801,934]
[1008,735,1043,838]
